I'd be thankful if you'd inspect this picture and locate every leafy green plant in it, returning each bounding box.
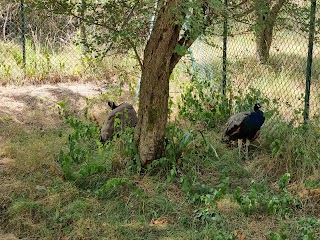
[188,176,229,206]
[193,208,222,223]
[269,229,288,240]
[233,180,267,214]
[59,102,139,190]
[232,87,279,120]
[147,122,196,180]
[262,119,320,181]
[294,217,320,240]
[178,75,278,130]
[269,217,320,240]
[233,173,301,217]
[119,126,141,173]
[165,121,195,167]
[146,122,229,206]
[95,178,134,199]
[59,116,102,182]
[178,75,230,128]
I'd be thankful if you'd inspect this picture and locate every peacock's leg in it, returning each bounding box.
[238,139,242,158]
[245,139,250,160]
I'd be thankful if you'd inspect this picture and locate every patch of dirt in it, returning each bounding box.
[0,82,110,169]
[0,234,19,240]
[0,82,106,121]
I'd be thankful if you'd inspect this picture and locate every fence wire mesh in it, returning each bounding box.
[0,1,107,84]
[191,0,320,127]
[0,0,319,128]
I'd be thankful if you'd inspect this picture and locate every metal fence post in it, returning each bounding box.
[20,0,26,71]
[189,47,197,74]
[222,0,228,95]
[304,0,316,123]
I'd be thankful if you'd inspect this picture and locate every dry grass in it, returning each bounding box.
[192,30,320,123]
[0,29,320,239]
[1,89,320,239]
[0,40,140,87]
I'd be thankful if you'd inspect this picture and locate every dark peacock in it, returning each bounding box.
[224,103,265,159]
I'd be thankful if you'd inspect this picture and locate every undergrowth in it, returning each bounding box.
[1,72,320,239]
[53,92,320,239]
[178,75,279,130]
[260,119,320,181]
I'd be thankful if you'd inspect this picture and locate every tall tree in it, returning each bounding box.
[229,0,288,63]
[253,0,286,64]
[135,0,218,165]
[29,0,219,165]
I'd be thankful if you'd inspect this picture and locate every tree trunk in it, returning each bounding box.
[254,0,287,64]
[135,0,182,166]
[255,19,273,64]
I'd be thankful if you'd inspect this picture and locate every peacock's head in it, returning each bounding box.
[254,103,262,111]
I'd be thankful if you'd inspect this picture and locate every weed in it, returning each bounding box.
[147,122,196,178]
[193,207,222,223]
[178,75,230,128]
[233,180,267,215]
[269,227,288,240]
[178,73,279,137]
[294,217,320,240]
[95,178,135,199]
[261,119,320,181]
[269,217,320,240]
[188,176,229,206]
[233,173,301,217]
[58,101,141,192]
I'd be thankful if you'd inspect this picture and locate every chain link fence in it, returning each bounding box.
[191,0,320,126]
[1,0,319,127]
[0,1,109,85]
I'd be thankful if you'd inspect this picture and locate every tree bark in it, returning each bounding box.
[135,0,181,166]
[254,0,286,64]
[255,16,273,64]
[136,0,201,165]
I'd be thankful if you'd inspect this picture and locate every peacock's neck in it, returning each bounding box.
[255,110,264,116]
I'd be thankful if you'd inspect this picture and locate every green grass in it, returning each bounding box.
[1,93,320,239]
[1,26,320,240]
[0,39,140,86]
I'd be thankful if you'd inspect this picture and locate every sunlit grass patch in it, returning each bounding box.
[0,39,140,86]
[190,29,320,124]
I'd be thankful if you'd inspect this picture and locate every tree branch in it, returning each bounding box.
[51,1,119,32]
[128,40,143,69]
[231,7,254,18]
[270,0,287,19]
[170,30,196,71]
[169,0,216,72]
[229,0,249,9]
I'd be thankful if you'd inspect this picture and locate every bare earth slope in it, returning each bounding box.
[0,83,106,170]
[0,83,104,123]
